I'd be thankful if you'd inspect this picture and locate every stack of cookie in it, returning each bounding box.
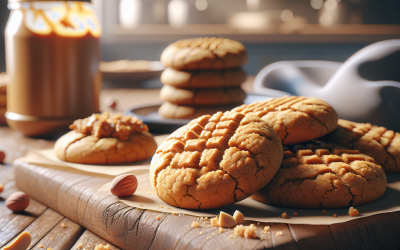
[0,72,8,125]
[151,95,392,211]
[158,37,248,120]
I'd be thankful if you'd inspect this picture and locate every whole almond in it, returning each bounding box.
[6,191,30,212]
[110,174,138,198]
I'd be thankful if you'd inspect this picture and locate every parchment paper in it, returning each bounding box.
[23,134,169,176]
[98,172,400,225]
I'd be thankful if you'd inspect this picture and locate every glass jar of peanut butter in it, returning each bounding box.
[5,0,101,136]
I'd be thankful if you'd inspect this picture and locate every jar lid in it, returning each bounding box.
[8,0,90,3]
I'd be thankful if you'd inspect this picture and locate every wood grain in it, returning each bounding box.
[31,218,83,250]
[289,224,336,250]
[71,230,120,250]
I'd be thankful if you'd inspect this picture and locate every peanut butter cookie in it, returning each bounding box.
[160,85,246,106]
[150,111,283,209]
[251,141,387,209]
[321,119,400,173]
[160,37,248,70]
[55,113,157,164]
[161,67,246,89]
[232,96,338,145]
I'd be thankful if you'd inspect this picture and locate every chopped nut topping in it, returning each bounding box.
[70,113,148,141]
[348,207,360,217]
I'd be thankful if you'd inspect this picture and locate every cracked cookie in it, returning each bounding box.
[159,102,241,120]
[232,96,339,145]
[321,119,400,173]
[160,85,246,106]
[251,141,387,209]
[160,37,248,70]
[161,67,246,89]
[55,113,157,164]
[150,111,283,209]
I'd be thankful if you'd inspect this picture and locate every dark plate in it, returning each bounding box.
[124,94,270,133]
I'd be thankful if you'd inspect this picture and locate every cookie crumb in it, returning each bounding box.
[139,205,145,207]
[77,243,83,248]
[293,212,298,216]
[210,216,219,227]
[50,238,53,240]
[39,244,44,248]
[191,221,199,228]
[234,224,257,239]
[260,238,264,240]
[275,231,283,237]
[281,212,289,219]
[199,232,203,235]
[94,244,111,250]
[219,227,224,233]
[61,223,66,228]
[173,213,178,215]
[322,210,327,213]
[333,214,338,217]
[348,207,359,216]
[156,216,161,220]
[229,235,236,239]
[36,225,39,228]
[257,222,260,225]
[264,226,271,232]
[159,206,163,208]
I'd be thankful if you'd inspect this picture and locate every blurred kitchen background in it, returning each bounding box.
[1,0,400,76]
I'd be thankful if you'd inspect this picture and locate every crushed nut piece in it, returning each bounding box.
[210,216,219,227]
[348,207,359,217]
[94,244,111,250]
[264,226,271,232]
[333,214,338,217]
[233,210,245,224]
[293,212,299,216]
[219,212,237,228]
[191,222,199,228]
[281,212,289,219]
[275,231,283,237]
[156,216,161,220]
[234,224,257,239]
[61,223,66,228]
[70,113,148,141]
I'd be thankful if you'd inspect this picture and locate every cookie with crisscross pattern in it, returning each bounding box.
[251,141,387,209]
[150,111,283,209]
[232,96,339,145]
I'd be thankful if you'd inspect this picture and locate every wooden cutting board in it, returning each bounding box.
[12,158,400,250]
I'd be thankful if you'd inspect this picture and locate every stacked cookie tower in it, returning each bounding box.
[0,73,8,124]
[158,37,248,120]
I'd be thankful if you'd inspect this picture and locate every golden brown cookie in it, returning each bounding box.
[232,96,338,145]
[321,119,400,173]
[160,85,246,106]
[251,141,387,209]
[150,111,283,209]
[55,113,157,164]
[160,37,248,70]
[55,130,157,164]
[160,67,247,89]
[159,102,241,120]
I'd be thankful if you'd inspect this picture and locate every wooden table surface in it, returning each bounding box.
[1,84,400,250]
